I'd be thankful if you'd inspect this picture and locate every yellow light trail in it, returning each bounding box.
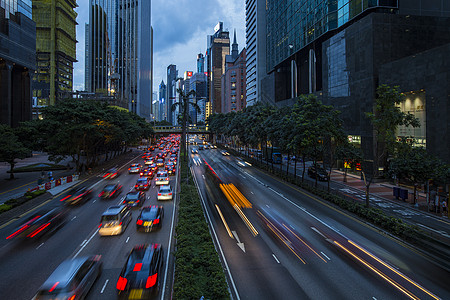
[334,241,420,300]
[234,205,258,237]
[215,204,233,238]
[283,224,327,263]
[348,240,439,300]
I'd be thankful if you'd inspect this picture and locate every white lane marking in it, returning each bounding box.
[239,174,246,179]
[321,252,331,261]
[71,216,76,221]
[191,165,241,300]
[251,191,254,194]
[73,228,99,258]
[36,243,44,250]
[202,175,205,179]
[126,237,130,243]
[100,279,109,293]
[232,231,246,252]
[373,297,377,300]
[92,200,96,203]
[311,227,327,239]
[272,254,280,264]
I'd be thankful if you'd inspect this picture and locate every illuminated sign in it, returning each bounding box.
[187,71,193,77]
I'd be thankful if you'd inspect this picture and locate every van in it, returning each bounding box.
[98,205,131,236]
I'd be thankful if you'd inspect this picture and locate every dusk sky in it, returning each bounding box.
[73,0,246,95]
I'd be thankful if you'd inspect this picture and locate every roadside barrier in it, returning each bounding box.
[28,175,79,192]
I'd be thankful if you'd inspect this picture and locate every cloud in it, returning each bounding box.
[73,0,246,95]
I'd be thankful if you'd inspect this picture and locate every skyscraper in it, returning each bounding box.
[159,80,166,121]
[32,0,77,106]
[0,0,35,126]
[197,53,205,73]
[245,0,268,106]
[166,64,177,124]
[206,22,230,114]
[87,0,153,120]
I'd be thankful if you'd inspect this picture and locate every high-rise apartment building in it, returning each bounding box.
[86,0,153,120]
[190,72,207,124]
[32,0,77,106]
[0,0,35,126]
[264,0,450,166]
[206,22,230,114]
[245,0,267,106]
[166,64,177,124]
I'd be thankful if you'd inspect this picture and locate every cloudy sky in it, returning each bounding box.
[73,0,246,94]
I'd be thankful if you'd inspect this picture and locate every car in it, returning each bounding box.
[33,255,102,300]
[61,186,93,205]
[211,144,217,149]
[169,157,177,165]
[308,165,329,181]
[136,206,164,232]
[148,146,155,151]
[157,185,173,200]
[141,152,151,159]
[128,163,142,174]
[191,148,198,154]
[144,158,154,166]
[103,168,120,179]
[135,178,151,190]
[148,163,158,171]
[204,144,209,149]
[139,168,154,178]
[166,166,176,176]
[220,150,230,156]
[165,162,175,170]
[99,184,122,199]
[99,205,132,236]
[155,171,169,185]
[156,158,164,167]
[122,191,146,208]
[198,145,204,150]
[7,206,68,241]
[116,244,163,298]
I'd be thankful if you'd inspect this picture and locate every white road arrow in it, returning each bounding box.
[232,230,246,253]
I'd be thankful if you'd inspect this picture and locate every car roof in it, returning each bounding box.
[40,256,91,289]
[103,205,126,215]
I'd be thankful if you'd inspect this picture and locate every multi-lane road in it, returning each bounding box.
[0,140,449,300]
[191,146,450,300]
[0,147,178,300]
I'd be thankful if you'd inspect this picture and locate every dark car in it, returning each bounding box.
[166,166,176,176]
[156,158,164,167]
[168,157,177,165]
[61,186,93,205]
[136,206,164,232]
[122,191,146,208]
[135,178,150,191]
[165,162,175,170]
[99,184,123,199]
[139,168,154,178]
[33,255,102,300]
[103,168,120,179]
[7,206,68,240]
[116,244,163,298]
[307,165,329,181]
[148,163,158,172]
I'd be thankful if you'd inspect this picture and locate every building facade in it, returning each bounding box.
[206,22,230,114]
[245,0,268,106]
[0,0,35,126]
[197,53,205,73]
[222,32,246,113]
[32,0,77,106]
[87,0,153,120]
[189,72,206,124]
[263,0,450,167]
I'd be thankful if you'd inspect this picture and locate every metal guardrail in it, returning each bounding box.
[153,126,208,133]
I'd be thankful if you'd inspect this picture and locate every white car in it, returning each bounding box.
[155,171,169,185]
[157,185,173,200]
[128,163,141,174]
[98,205,131,236]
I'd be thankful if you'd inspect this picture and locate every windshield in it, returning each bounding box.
[101,215,119,222]
[141,208,158,219]
[125,193,139,200]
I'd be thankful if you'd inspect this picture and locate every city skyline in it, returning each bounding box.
[73,0,245,94]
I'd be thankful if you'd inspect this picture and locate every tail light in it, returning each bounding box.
[128,168,131,170]
[168,193,172,196]
[60,195,72,202]
[28,223,51,238]
[99,191,104,197]
[122,200,126,204]
[135,185,138,188]
[98,223,103,228]
[146,273,158,288]
[158,193,161,196]
[153,218,160,224]
[103,173,110,178]
[116,276,127,291]
[110,190,116,197]
[136,220,143,225]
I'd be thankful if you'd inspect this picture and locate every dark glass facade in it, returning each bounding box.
[266,0,398,72]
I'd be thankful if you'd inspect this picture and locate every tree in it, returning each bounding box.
[336,142,363,183]
[363,84,421,207]
[0,125,30,179]
[171,89,200,181]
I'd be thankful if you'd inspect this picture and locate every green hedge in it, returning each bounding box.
[0,189,46,215]
[173,161,230,299]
